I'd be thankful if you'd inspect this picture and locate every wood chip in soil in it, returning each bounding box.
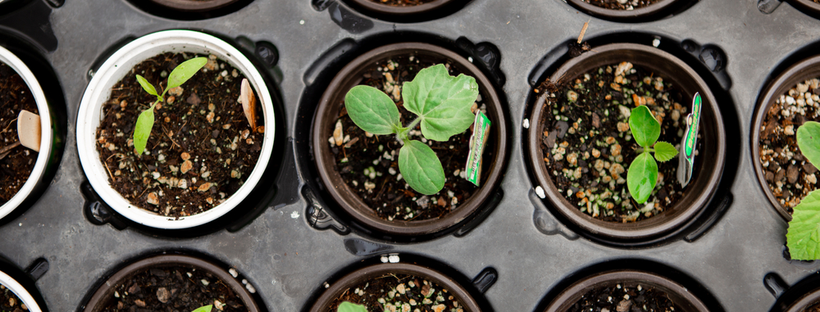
[0,62,38,205]
[583,0,661,10]
[326,274,465,312]
[330,55,495,222]
[0,284,29,312]
[569,282,679,312]
[96,52,263,218]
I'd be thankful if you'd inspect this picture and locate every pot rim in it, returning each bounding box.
[76,29,276,230]
[789,0,820,15]
[149,0,240,12]
[0,45,54,221]
[567,0,681,20]
[312,41,508,237]
[751,54,820,221]
[527,42,726,241]
[82,254,259,312]
[347,0,456,16]
[0,270,43,312]
[543,270,708,312]
[786,289,820,312]
[308,262,480,311]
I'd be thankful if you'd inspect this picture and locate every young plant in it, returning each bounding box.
[786,121,820,260]
[133,56,208,156]
[344,63,479,195]
[626,105,679,204]
[338,301,368,312]
[192,305,213,312]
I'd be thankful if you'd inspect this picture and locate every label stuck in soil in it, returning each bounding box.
[466,111,490,186]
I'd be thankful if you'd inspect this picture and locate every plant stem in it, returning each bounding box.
[405,117,421,132]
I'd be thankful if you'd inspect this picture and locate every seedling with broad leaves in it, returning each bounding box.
[192,305,212,312]
[626,105,679,204]
[344,63,479,195]
[338,301,368,312]
[787,121,820,260]
[133,56,208,156]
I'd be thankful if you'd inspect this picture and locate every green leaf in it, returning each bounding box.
[398,140,445,195]
[787,190,820,260]
[191,305,213,312]
[653,141,678,162]
[628,105,660,148]
[338,301,368,312]
[344,85,402,135]
[133,107,155,156]
[627,152,658,204]
[797,121,820,171]
[167,57,208,90]
[402,64,479,142]
[136,74,159,97]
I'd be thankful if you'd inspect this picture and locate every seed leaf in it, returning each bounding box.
[787,190,820,260]
[133,106,155,156]
[167,57,208,90]
[399,140,445,195]
[402,64,479,142]
[136,75,158,97]
[337,302,368,312]
[629,105,660,148]
[345,85,401,135]
[797,121,820,171]
[192,305,213,312]
[653,141,678,162]
[627,151,658,204]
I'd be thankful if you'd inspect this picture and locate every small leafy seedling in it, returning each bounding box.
[192,305,213,312]
[344,64,479,195]
[338,301,368,312]
[626,105,679,204]
[133,56,208,156]
[786,121,820,260]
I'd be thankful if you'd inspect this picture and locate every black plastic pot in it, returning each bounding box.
[566,0,686,22]
[526,43,726,244]
[788,0,820,18]
[342,0,465,22]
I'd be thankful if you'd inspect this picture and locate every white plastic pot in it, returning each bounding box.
[77,30,275,230]
[0,45,53,221]
[0,270,43,312]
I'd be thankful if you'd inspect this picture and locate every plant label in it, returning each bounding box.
[677,92,701,187]
[466,111,490,186]
[17,109,40,152]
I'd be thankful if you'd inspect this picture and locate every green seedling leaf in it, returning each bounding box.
[797,121,820,170]
[787,190,820,260]
[338,301,368,312]
[167,57,208,91]
[136,74,159,97]
[191,305,213,312]
[402,64,479,142]
[627,152,658,204]
[133,107,155,156]
[629,105,660,148]
[345,85,402,135]
[653,141,678,162]
[399,140,445,195]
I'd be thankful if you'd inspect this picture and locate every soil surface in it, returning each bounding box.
[368,0,436,6]
[0,284,28,312]
[96,52,263,218]
[537,61,695,222]
[569,282,679,312]
[326,273,465,312]
[99,264,246,312]
[329,55,494,222]
[583,0,662,10]
[0,62,38,206]
[757,77,820,215]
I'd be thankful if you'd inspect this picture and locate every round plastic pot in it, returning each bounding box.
[567,0,682,22]
[76,29,276,230]
[752,54,820,221]
[542,270,708,312]
[148,0,241,12]
[527,43,726,242]
[345,0,458,19]
[308,262,480,311]
[0,270,44,312]
[0,45,55,221]
[788,0,820,18]
[782,290,820,312]
[312,42,508,238]
[82,254,259,312]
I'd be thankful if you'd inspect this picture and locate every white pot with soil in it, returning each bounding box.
[76,29,275,230]
[0,270,43,312]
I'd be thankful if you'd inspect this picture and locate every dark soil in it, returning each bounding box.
[96,52,263,218]
[583,0,662,10]
[537,62,695,222]
[99,264,246,312]
[326,274,465,312]
[757,77,820,215]
[569,282,679,312]
[0,284,28,312]
[367,0,436,6]
[0,62,38,205]
[329,55,495,222]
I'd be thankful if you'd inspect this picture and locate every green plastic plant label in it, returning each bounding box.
[676,92,701,187]
[466,110,491,186]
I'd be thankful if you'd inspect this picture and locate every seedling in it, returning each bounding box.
[132,57,208,156]
[786,121,820,260]
[344,63,479,195]
[192,305,213,312]
[338,301,368,312]
[626,105,679,204]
